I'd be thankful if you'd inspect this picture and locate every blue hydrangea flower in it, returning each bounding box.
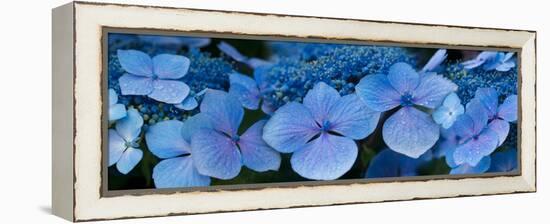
[474,88,518,146]
[462,51,516,72]
[228,72,261,110]
[191,90,281,180]
[421,49,447,73]
[145,114,212,188]
[446,149,491,175]
[451,99,500,166]
[365,149,432,178]
[432,92,464,129]
[117,49,191,104]
[263,82,380,180]
[356,62,458,158]
[433,126,460,158]
[488,149,518,172]
[109,108,144,174]
[109,88,127,122]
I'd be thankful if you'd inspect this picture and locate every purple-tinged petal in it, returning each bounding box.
[303,82,341,124]
[238,120,281,172]
[355,74,401,112]
[263,102,319,153]
[181,113,214,142]
[108,89,118,106]
[148,80,190,104]
[229,73,260,110]
[421,49,447,73]
[450,156,491,175]
[115,108,143,142]
[383,107,439,158]
[475,88,499,117]
[498,94,517,122]
[217,41,247,62]
[116,147,143,175]
[191,129,242,180]
[175,96,198,111]
[453,128,499,166]
[412,73,458,109]
[117,50,153,77]
[200,89,243,136]
[465,99,489,135]
[452,115,475,140]
[109,130,126,166]
[153,156,210,189]
[109,104,127,122]
[261,100,276,115]
[488,119,510,146]
[118,74,153,96]
[489,149,518,172]
[152,54,190,79]
[291,133,357,180]
[435,127,459,159]
[145,120,190,159]
[387,62,420,95]
[328,94,380,139]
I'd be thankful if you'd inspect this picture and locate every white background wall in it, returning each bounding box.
[0,0,546,223]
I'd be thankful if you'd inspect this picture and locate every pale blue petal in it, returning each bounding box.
[117,50,153,77]
[108,89,118,106]
[291,133,357,180]
[355,74,401,112]
[261,100,276,115]
[116,147,143,174]
[496,60,516,72]
[109,129,126,166]
[180,113,214,142]
[109,104,127,122]
[118,74,153,96]
[303,82,341,124]
[153,156,210,188]
[475,88,499,117]
[229,73,260,110]
[328,94,380,139]
[383,107,439,158]
[412,73,458,109]
[445,147,458,168]
[148,80,190,104]
[489,149,518,172]
[488,119,510,146]
[238,120,281,172]
[498,94,517,122]
[453,128,499,166]
[247,58,272,69]
[152,54,190,79]
[200,89,243,136]
[461,51,497,69]
[175,96,198,111]
[432,107,454,129]
[432,93,464,129]
[217,41,247,62]
[443,92,462,108]
[191,129,242,180]
[387,62,420,95]
[450,156,491,175]
[180,37,211,48]
[263,102,319,153]
[145,120,190,159]
[482,52,505,71]
[421,49,447,73]
[115,108,143,142]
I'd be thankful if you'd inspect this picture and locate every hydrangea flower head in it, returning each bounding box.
[191,90,281,180]
[474,88,517,146]
[263,82,381,180]
[356,62,458,158]
[117,49,191,104]
[365,149,432,178]
[145,114,212,188]
[109,108,144,174]
[462,51,516,72]
[109,88,127,122]
[432,92,464,129]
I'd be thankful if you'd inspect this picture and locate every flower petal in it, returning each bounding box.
[450,156,491,175]
[263,102,319,153]
[229,73,260,110]
[465,99,489,134]
[475,88,499,117]
[116,147,143,174]
[489,149,518,172]
[109,89,118,106]
[290,133,357,180]
[303,82,341,124]
[181,113,214,142]
[109,129,126,166]
[238,120,281,172]
[145,120,190,159]
[191,129,242,180]
[117,50,153,77]
[217,41,247,62]
[200,89,243,136]
[152,54,190,79]
[109,104,127,122]
[115,108,143,142]
[355,74,401,112]
[421,49,447,73]
[153,156,210,189]
[498,94,517,122]
[118,74,153,96]
[383,107,439,158]
[488,119,510,146]
[328,94,380,139]
[412,73,458,109]
[175,96,198,111]
[365,149,424,178]
[461,51,497,69]
[453,128,499,166]
[387,62,420,95]
[148,80,190,104]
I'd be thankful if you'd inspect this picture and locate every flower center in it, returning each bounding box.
[231,135,240,142]
[152,74,159,80]
[321,120,331,132]
[400,93,414,106]
[125,140,139,148]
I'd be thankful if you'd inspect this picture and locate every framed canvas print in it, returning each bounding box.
[52,1,537,222]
